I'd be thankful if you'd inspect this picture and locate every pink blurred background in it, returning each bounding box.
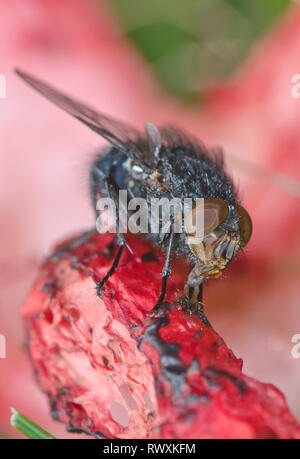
[0,0,299,438]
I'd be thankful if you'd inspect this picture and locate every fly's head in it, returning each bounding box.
[184,198,252,280]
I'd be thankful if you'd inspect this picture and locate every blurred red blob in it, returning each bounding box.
[0,0,300,437]
[22,232,300,439]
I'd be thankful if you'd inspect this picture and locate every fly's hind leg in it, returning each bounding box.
[90,164,127,296]
[49,227,97,261]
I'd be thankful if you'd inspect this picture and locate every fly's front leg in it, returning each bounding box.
[183,266,205,314]
[150,224,175,316]
[90,164,127,296]
[197,283,204,314]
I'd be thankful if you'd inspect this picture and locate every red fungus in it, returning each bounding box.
[22,232,300,439]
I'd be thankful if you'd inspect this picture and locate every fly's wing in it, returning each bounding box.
[159,126,208,158]
[15,69,154,171]
[159,126,225,168]
[159,126,200,151]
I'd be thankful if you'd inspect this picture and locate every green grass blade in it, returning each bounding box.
[10,408,55,439]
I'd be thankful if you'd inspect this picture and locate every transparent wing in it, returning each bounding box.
[159,126,200,152]
[159,125,225,168]
[15,69,153,169]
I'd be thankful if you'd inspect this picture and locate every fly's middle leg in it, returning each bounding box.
[150,224,175,316]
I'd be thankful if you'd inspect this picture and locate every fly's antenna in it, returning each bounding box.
[145,122,162,163]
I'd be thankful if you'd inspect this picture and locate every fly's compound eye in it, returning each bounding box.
[235,205,252,247]
[185,198,229,238]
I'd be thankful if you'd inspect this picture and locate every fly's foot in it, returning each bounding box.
[175,295,210,325]
[95,281,103,297]
[148,301,171,318]
[149,302,163,318]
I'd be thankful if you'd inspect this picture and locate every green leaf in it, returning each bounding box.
[10,408,55,439]
[127,23,197,62]
[109,0,290,100]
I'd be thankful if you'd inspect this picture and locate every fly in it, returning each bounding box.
[15,69,252,315]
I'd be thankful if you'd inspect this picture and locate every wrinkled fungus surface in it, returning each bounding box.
[22,232,300,439]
